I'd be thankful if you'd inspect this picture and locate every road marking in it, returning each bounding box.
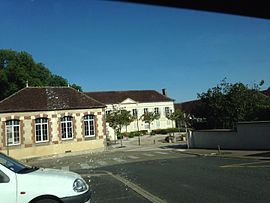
[127,155,140,159]
[61,166,70,171]
[112,158,126,163]
[176,149,186,152]
[105,171,166,203]
[220,160,270,168]
[80,163,93,169]
[142,153,155,157]
[154,151,168,155]
[97,160,108,166]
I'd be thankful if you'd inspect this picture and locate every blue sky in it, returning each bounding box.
[1,0,270,102]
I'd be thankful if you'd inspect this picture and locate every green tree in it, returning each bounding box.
[140,112,160,133]
[0,49,82,100]
[198,79,229,128]
[121,110,135,132]
[106,108,133,147]
[70,83,83,92]
[166,109,185,129]
[197,79,269,129]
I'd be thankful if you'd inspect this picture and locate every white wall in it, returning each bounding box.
[105,101,175,140]
[188,121,270,150]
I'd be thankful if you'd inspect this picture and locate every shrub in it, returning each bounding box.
[121,132,129,137]
[150,130,156,135]
[117,134,123,139]
[117,130,153,139]
[151,128,181,135]
[139,130,148,135]
[166,128,179,133]
[130,131,141,137]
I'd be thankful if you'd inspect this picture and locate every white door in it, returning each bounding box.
[0,167,17,203]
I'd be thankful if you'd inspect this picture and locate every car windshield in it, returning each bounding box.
[0,153,37,174]
[0,1,269,202]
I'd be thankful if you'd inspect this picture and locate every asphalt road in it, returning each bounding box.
[29,150,270,203]
[88,156,270,203]
[83,174,149,203]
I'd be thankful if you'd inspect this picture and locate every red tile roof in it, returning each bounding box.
[174,100,202,114]
[0,87,105,113]
[84,90,174,104]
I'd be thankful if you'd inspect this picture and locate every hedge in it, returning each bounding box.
[151,128,184,135]
[120,130,147,138]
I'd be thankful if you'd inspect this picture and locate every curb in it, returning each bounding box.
[176,150,270,161]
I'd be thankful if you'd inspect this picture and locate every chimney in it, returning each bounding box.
[162,88,167,96]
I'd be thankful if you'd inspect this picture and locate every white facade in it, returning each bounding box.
[105,98,175,140]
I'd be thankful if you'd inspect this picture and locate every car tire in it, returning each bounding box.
[33,198,61,203]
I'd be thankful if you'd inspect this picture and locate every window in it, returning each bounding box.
[5,120,20,146]
[165,107,170,116]
[84,115,95,137]
[156,120,160,128]
[35,118,49,143]
[61,116,73,140]
[132,109,138,117]
[0,170,10,183]
[154,107,159,114]
[144,108,148,113]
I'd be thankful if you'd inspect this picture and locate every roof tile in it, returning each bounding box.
[0,87,105,113]
[84,90,174,104]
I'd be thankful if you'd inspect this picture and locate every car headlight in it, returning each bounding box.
[73,178,88,193]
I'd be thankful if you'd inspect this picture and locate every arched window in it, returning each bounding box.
[84,115,95,137]
[35,118,49,143]
[5,120,20,146]
[61,116,73,140]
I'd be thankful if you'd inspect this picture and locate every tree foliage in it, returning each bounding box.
[106,108,134,147]
[0,49,82,100]
[197,79,270,129]
[106,108,133,138]
[166,109,186,128]
[140,112,160,131]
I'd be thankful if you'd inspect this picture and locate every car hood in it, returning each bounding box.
[32,168,81,179]
[16,168,85,199]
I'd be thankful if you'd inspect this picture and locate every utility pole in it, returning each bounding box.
[136,104,140,146]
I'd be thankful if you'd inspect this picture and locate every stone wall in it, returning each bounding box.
[188,121,270,150]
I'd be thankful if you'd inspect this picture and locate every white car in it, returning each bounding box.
[0,152,91,203]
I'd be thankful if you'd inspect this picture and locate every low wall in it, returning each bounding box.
[188,121,270,150]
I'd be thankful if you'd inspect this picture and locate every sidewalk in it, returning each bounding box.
[180,148,270,160]
[109,134,270,160]
[107,134,177,151]
[24,134,270,162]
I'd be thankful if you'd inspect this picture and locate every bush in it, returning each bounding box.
[117,130,142,139]
[130,131,141,137]
[121,132,129,137]
[139,130,148,135]
[150,130,156,135]
[166,128,179,133]
[120,130,156,138]
[151,128,181,135]
[117,134,123,139]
